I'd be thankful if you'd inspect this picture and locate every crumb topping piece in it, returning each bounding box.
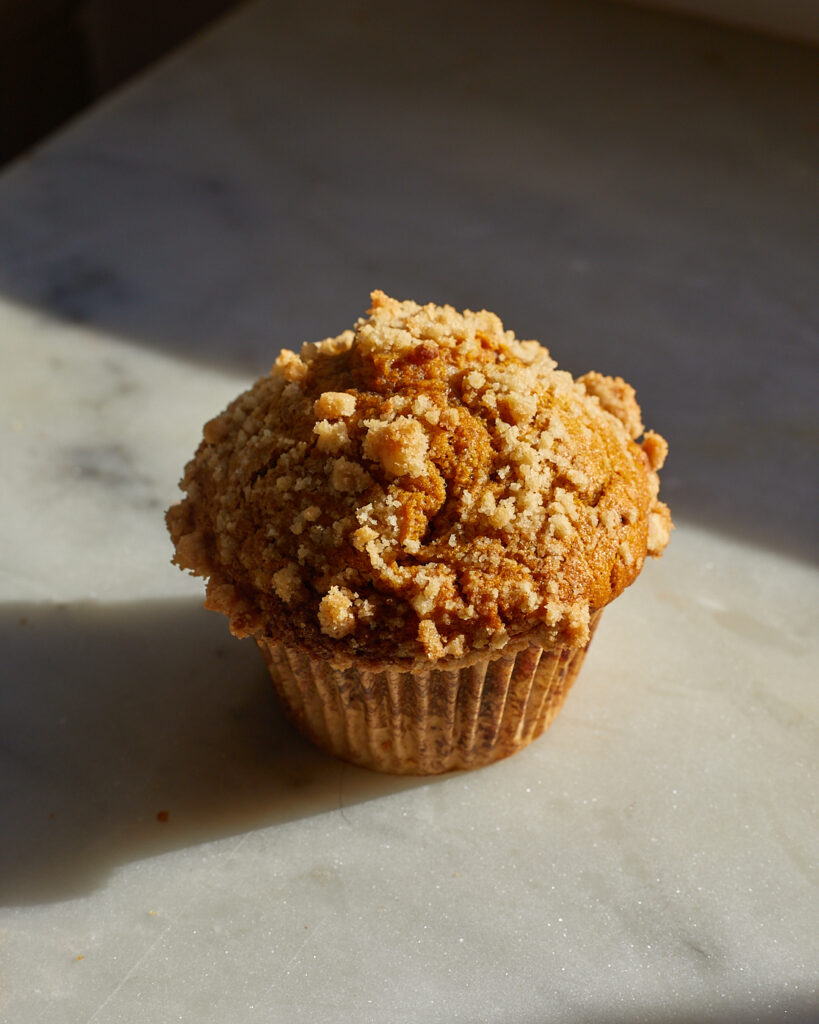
[167,291,672,666]
[318,586,356,639]
[362,417,429,478]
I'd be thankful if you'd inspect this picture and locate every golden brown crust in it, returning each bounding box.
[167,291,671,667]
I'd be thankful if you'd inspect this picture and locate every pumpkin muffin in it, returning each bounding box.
[167,291,671,774]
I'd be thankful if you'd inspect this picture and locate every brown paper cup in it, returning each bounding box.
[258,611,602,775]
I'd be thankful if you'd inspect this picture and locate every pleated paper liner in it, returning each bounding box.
[258,611,602,775]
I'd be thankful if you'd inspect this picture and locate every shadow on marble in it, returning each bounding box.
[0,598,429,907]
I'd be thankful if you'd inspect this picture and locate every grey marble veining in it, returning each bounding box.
[0,1,817,1022]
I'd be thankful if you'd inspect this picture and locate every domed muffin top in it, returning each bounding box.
[167,291,671,667]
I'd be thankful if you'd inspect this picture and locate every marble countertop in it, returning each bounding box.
[1,1,817,1021]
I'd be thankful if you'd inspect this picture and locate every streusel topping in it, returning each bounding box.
[167,291,671,666]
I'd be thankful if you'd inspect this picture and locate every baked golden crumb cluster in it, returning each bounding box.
[167,291,671,667]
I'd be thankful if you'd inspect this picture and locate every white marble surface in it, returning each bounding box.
[1,1,817,1021]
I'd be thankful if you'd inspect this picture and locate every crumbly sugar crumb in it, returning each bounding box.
[579,371,644,439]
[167,290,671,666]
[318,586,356,638]
[314,391,356,419]
[272,563,301,603]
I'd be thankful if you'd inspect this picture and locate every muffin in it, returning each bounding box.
[167,291,671,774]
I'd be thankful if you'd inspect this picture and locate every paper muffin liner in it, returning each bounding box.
[258,611,602,775]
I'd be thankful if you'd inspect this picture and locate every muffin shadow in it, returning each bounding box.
[0,598,427,906]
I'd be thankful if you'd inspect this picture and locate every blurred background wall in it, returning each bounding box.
[0,0,244,165]
[0,0,817,168]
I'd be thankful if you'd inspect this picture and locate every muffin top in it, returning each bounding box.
[167,291,671,668]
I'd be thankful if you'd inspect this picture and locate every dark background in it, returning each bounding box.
[2,0,818,168]
[0,0,242,164]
